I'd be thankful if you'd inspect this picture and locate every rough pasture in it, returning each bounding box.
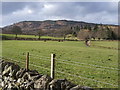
[2,40,119,88]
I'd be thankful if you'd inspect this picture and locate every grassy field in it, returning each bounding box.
[1,34,77,40]
[1,40,119,88]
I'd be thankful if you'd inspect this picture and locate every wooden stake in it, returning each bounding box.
[51,54,56,79]
[26,52,29,71]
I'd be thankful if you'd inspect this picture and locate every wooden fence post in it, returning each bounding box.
[51,54,56,79]
[26,52,29,71]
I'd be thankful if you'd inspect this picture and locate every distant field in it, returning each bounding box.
[1,34,77,40]
[2,40,119,88]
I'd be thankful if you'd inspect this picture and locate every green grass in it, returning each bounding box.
[2,40,118,88]
[92,41,118,49]
[1,34,37,38]
[1,34,76,40]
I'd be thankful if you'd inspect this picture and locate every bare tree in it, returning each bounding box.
[37,29,44,40]
[77,29,91,40]
[11,26,22,39]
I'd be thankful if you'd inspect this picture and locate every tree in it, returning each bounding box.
[95,29,107,40]
[11,26,22,39]
[37,29,44,40]
[74,26,80,36]
[84,25,88,29]
[70,26,80,37]
[77,29,91,40]
[72,31,77,37]
[87,25,92,31]
[89,24,98,40]
[93,24,99,32]
[111,31,117,40]
[76,26,80,32]
[106,26,117,40]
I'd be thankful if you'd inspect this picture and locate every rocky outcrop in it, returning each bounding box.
[0,60,92,90]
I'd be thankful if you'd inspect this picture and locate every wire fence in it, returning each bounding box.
[56,71,118,87]
[0,52,118,88]
[30,53,118,68]
[29,53,119,71]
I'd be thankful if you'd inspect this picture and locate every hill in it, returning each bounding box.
[2,20,119,40]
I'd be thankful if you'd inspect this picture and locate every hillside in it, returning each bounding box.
[2,20,119,40]
[2,20,92,34]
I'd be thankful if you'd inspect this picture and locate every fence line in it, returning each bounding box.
[1,57,25,64]
[1,54,118,87]
[25,53,119,71]
[22,54,50,61]
[1,56,118,73]
[1,57,50,71]
[6,51,118,66]
[2,56,51,69]
[29,62,50,71]
[56,65,118,86]
[30,54,50,59]
[56,61,117,73]
[1,57,118,87]
[30,61,50,68]
[28,53,118,70]
[22,54,119,73]
[56,70,118,87]
[24,53,118,69]
[29,53,118,66]
[1,56,117,75]
[28,55,118,72]
[29,55,50,61]
[56,58,119,71]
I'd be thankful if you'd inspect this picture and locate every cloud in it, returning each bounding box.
[2,2,26,15]
[1,2,118,27]
[12,6,34,15]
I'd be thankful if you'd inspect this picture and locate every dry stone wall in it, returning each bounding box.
[0,60,92,90]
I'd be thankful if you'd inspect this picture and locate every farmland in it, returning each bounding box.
[1,40,119,88]
[1,34,77,40]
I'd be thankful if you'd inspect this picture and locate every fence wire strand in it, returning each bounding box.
[56,61,118,73]
[56,58,119,71]
[56,70,118,87]
[0,55,118,87]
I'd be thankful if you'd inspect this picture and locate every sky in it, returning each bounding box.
[1,1,118,27]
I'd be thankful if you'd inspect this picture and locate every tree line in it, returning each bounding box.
[77,24,118,40]
[10,24,119,40]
